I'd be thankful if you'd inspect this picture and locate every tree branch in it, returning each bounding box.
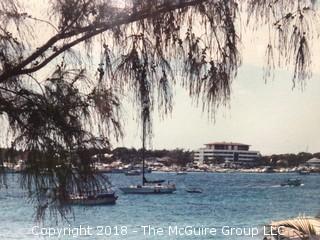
[0,0,206,82]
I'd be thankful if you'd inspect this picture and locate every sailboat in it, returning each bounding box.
[119,156,176,194]
[120,114,176,194]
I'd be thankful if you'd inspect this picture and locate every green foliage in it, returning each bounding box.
[263,152,315,167]
[112,147,193,166]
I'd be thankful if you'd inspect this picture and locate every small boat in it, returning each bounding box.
[281,178,302,187]
[186,187,203,193]
[120,183,176,194]
[176,171,187,175]
[299,170,311,175]
[125,169,141,176]
[69,190,118,205]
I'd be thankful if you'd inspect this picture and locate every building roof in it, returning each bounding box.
[205,142,250,146]
[307,157,320,163]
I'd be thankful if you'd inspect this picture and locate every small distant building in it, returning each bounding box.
[305,157,320,168]
[194,142,261,167]
[155,157,173,165]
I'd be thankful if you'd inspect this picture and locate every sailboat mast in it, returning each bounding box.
[142,116,146,186]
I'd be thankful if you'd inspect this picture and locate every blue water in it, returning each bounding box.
[0,172,319,240]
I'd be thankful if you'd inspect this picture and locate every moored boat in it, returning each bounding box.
[120,115,176,194]
[299,170,311,175]
[281,178,302,187]
[176,171,187,175]
[120,183,176,194]
[69,191,118,205]
[186,187,203,193]
[125,169,141,176]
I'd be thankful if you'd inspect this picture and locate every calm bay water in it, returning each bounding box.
[0,172,319,240]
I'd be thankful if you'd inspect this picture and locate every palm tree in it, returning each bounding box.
[267,217,320,240]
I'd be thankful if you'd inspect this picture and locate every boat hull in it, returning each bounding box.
[69,193,118,205]
[186,188,203,193]
[177,172,187,175]
[69,198,117,205]
[281,179,302,187]
[120,185,176,194]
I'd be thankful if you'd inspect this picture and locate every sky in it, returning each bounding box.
[117,20,320,155]
[119,64,320,155]
[2,0,320,155]
[108,1,320,155]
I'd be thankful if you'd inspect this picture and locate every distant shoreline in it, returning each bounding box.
[95,167,320,174]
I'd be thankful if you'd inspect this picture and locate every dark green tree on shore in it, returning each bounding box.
[0,0,319,220]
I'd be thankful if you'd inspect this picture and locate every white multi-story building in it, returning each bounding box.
[194,142,261,166]
[305,158,320,168]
